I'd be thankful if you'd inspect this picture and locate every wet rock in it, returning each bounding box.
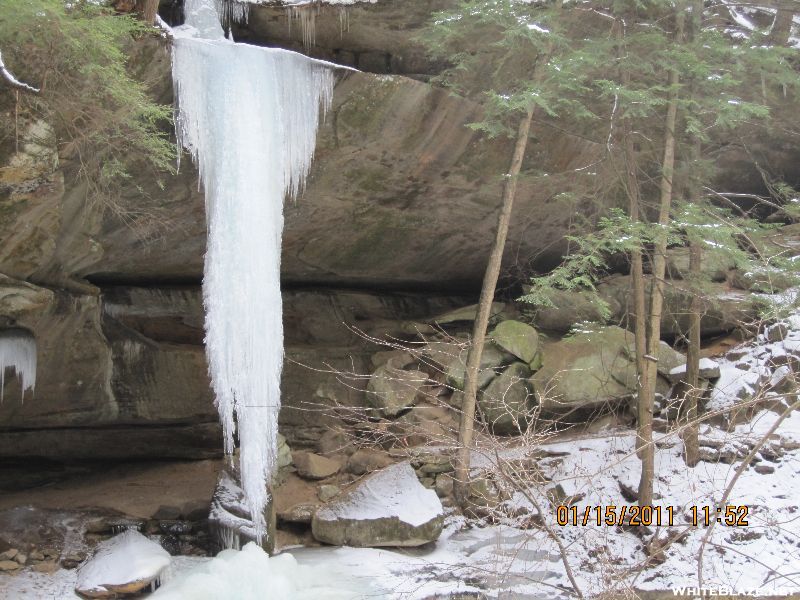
[158,521,192,535]
[292,451,341,480]
[312,462,444,547]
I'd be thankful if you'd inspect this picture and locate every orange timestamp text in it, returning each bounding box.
[555,505,750,527]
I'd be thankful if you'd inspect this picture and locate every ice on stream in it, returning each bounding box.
[172,0,334,542]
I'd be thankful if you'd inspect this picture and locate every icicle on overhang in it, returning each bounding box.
[172,0,335,543]
[0,329,36,402]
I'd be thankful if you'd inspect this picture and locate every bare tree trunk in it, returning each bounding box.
[683,0,704,469]
[769,0,795,46]
[684,242,702,466]
[453,105,534,506]
[639,8,684,507]
[615,17,650,461]
[136,0,159,25]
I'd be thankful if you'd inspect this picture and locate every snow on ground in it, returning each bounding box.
[6,408,799,599]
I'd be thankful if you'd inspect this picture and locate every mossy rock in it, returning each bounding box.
[490,320,539,363]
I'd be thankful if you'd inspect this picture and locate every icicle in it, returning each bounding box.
[289,4,318,49]
[0,329,36,402]
[172,0,334,543]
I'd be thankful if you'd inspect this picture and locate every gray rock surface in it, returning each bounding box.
[312,462,444,547]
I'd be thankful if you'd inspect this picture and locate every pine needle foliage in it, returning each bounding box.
[0,0,174,207]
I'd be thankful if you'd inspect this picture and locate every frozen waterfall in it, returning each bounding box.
[172,0,334,542]
[0,329,36,401]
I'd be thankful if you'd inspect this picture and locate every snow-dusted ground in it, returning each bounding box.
[5,405,799,599]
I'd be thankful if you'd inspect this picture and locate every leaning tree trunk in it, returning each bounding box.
[639,8,684,507]
[453,104,535,507]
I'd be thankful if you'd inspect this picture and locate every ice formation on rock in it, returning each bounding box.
[172,0,334,542]
[0,329,36,401]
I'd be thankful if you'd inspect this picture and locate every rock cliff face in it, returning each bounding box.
[0,1,796,459]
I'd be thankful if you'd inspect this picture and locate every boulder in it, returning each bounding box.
[520,287,617,333]
[75,530,171,599]
[366,365,428,417]
[445,344,512,391]
[531,326,636,412]
[665,247,735,282]
[276,434,292,469]
[277,503,319,525]
[490,320,539,363]
[292,452,341,480]
[318,484,341,502]
[668,358,721,383]
[346,449,394,475]
[622,339,686,379]
[598,275,758,337]
[730,268,796,294]
[430,303,505,325]
[311,462,444,547]
[479,362,534,435]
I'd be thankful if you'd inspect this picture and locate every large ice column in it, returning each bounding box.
[0,329,36,401]
[172,0,334,542]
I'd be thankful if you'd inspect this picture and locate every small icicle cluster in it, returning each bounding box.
[0,329,36,401]
[172,0,334,542]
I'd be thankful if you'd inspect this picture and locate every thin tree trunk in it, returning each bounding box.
[639,8,685,507]
[683,0,704,469]
[684,242,702,466]
[453,104,535,506]
[615,16,650,461]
